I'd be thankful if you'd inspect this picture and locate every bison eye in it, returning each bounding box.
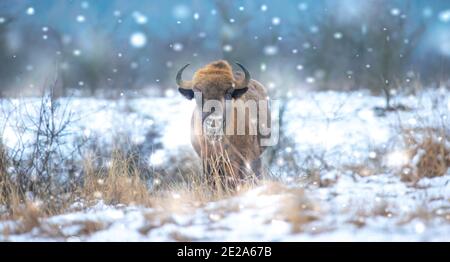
[225,87,248,99]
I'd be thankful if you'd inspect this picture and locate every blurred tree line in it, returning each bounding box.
[0,0,449,98]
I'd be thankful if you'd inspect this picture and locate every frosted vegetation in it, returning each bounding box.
[1,0,450,241]
[0,89,449,241]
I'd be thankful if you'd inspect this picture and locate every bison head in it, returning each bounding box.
[176,61,250,137]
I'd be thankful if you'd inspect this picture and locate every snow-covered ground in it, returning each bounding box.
[1,89,449,241]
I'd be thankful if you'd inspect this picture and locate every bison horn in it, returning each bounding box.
[176,64,191,88]
[235,62,250,88]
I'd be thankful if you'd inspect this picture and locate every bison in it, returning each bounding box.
[176,60,271,189]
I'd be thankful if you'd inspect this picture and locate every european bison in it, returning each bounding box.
[176,60,271,188]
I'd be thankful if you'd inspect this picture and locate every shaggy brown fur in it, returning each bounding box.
[177,60,270,188]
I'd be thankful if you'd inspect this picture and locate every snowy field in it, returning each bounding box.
[1,89,450,241]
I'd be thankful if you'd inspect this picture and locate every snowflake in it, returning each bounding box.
[193,12,200,20]
[272,17,281,26]
[298,3,308,11]
[386,150,409,167]
[390,8,400,16]
[26,7,35,15]
[73,49,81,56]
[76,15,85,23]
[260,63,267,72]
[263,45,278,56]
[306,77,315,84]
[439,10,450,23]
[132,11,147,24]
[130,32,147,48]
[172,43,183,52]
[81,1,89,9]
[334,32,343,39]
[223,44,233,52]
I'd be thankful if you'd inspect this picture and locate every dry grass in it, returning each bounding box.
[400,127,450,183]
[269,182,318,233]
[82,150,153,206]
[1,140,287,238]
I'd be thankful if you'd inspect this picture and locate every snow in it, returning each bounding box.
[26,7,35,16]
[0,90,449,241]
[130,32,147,48]
[439,10,450,23]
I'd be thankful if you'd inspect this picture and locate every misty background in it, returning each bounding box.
[0,0,450,98]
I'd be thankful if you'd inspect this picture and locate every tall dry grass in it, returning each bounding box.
[82,150,152,206]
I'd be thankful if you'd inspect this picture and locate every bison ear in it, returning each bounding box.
[178,88,194,100]
[232,87,248,99]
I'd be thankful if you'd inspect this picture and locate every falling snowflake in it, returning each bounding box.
[76,15,85,23]
[26,7,35,15]
[172,43,183,52]
[298,3,308,11]
[193,12,200,20]
[132,11,147,24]
[310,26,319,33]
[73,49,81,56]
[391,8,400,16]
[439,10,450,23]
[263,45,278,56]
[334,32,343,39]
[306,77,315,84]
[260,63,267,72]
[387,150,409,167]
[223,44,233,52]
[415,222,426,234]
[173,5,190,19]
[81,1,89,9]
[261,5,268,12]
[130,32,147,48]
[271,17,281,26]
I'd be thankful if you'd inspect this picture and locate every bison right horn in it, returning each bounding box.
[176,63,192,89]
[176,64,194,100]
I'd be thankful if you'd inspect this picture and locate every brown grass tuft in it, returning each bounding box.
[83,150,153,206]
[400,127,450,183]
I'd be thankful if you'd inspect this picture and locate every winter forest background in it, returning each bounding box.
[1,0,450,97]
[0,1,449,241]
